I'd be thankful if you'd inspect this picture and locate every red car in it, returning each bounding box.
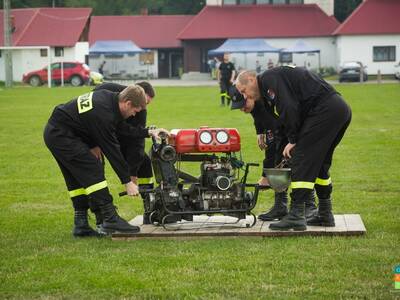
[22,62,90,87]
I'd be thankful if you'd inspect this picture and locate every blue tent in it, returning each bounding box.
[281,40,320,54]
[281,40,321,70]
[208,38,281,55]
[89,40,145,55]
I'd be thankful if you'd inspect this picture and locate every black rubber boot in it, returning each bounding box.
[307,198,335,227]
[305,190,318,220]
[269,202,306,231]
[72,210,100,237]
[98,202,140,234]
[258,192,288,221]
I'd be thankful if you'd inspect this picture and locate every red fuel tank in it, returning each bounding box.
[169,127,241,153]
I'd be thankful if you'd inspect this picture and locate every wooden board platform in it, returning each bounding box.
[112,214,366,240]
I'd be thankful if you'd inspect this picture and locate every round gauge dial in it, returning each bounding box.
[216,130,229,144]
[199,131,212,144]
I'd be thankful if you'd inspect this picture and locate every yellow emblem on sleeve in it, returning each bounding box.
[77,92,93,114]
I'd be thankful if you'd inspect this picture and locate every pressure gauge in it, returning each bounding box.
[216,130,229,144]
[199,131,212,144]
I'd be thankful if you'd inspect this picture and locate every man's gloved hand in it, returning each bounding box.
[149,128,170,138]
[90,146,103,161]
[125,181,139,197]
[257,134,267,150]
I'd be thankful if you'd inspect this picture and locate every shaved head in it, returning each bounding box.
[235,70,260,102]
[236,70,257,85]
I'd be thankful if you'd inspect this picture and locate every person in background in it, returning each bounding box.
[217,53,236,107]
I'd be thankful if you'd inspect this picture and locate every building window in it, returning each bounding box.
[55,47,64,57]
[223,0,237,4]
[0,50,2,58]
[240,0,255,4]
[373,46,396,62]
[40,49,48,57]
[279,52,292,63]
[257,0,270,3]
[140,51,155,65]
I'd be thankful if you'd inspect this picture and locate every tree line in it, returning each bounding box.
[9,0,361,22]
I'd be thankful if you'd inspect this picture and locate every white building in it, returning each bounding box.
[0,7,91,82]
[334,0,400,75]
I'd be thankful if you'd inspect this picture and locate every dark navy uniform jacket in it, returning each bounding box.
[257,66,337,144]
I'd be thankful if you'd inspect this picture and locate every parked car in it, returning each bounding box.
[395,62,400,80]
[22,62,90,87]
[339,61,368,83]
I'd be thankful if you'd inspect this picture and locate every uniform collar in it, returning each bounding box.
[112,93,124,122]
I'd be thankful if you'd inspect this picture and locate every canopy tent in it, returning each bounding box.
[281,40,321,70]
[208,39,281,69]
[89,40,145,55]
[208,38,281,55]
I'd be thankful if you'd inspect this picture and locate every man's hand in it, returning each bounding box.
[283,143,296,159]
[130,176,138,185]
[90,146,103,161]
[257,134,267,150]
[258,176,270,187]
[149,128,170,138]
[125,181,139,197]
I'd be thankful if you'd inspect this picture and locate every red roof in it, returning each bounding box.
[0,7,91,47]
[334,0,400,35]
[178,4,339,40]
[89,15,193,48]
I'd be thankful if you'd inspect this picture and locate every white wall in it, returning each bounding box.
[0,43,88,82]
[304,0,334,16]
[228,36,336,73]
[336,34,400,75]
[89,50,159,79]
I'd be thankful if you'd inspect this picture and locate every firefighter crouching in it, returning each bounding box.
[236,67,352,231]
[43,85,166,237]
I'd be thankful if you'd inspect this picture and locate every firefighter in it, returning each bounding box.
[217,53,236,107]
[43,85,167,237]
[91,82,156,225]
[229,85,317,221]
[236,67,351,231]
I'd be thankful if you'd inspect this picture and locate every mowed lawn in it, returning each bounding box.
[0,83,399,299]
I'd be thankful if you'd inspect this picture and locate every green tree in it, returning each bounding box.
[334,0,362,23]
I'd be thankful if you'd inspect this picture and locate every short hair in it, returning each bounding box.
[136,81,155,98]
[236,70,257,85]
[118,85,146,110]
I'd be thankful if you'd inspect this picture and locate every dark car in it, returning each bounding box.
[22,62,90,87]
[339,61,368,83]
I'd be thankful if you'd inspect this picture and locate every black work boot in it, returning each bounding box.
[98,202,140,234]
[269,202,307,231]
[258,192,288,221]
[307,198,335,227]
[305,190,318,221]
[72,210,100,237]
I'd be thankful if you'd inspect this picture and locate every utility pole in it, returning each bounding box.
[3,0,13,88]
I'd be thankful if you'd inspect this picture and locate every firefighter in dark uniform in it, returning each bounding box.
[217,53,236,106]
[92,82,155,225]
[236,67,351,231]
[229,86,317,221]
[43,85,166,236]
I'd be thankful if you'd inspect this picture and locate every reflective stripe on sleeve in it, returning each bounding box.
[315,177,332,186]
[138,177,153,185]
[85,180,108,195]
[69,188,86,198]
[274,106,279,117]
[290,181,314,189]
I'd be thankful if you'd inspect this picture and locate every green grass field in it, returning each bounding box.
[0,83,399,299]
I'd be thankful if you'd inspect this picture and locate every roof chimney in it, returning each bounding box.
[140,8,148,15]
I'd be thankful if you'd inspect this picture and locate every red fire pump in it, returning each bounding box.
[126,127,263,229]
